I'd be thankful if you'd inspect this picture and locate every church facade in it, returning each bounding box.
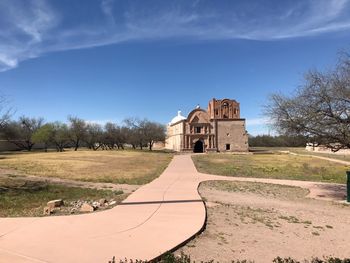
[165,98,249,152]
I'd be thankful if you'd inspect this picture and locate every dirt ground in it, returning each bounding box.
[176,181,350,262]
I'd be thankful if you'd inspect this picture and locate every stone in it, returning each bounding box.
[99,198,107,206]
[92,201,100,209]
[43,206,53,215]
[47,199,64,209]
[109,200,117,206]
[80,203,94,212]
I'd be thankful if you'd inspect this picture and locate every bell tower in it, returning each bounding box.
[208,98,240,119]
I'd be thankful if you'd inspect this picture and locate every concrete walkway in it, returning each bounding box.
[0,155,347,262]
[280,150,350,166]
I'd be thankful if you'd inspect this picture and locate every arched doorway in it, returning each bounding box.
[193,140,204,153]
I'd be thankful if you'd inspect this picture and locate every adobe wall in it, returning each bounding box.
[165,122,184,152]
[216,120,248,152]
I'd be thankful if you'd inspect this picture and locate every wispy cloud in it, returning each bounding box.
[1,0,350,72]
[246,117,270,126]
[246,117,274,136]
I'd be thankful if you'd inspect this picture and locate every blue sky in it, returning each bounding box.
[0,0,350,135]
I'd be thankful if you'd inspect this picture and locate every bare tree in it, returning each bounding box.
[2,116,44,151]
[0,95,12,128]
[123,126,138,149]
[84,123,103,151]
[265,53,350,152]
[141,120,166,151]
[67,116,87,151]
[124,117,147,150]
[104,122,125,150]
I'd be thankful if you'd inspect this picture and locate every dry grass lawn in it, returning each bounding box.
[0,150,173,185]
[193,153,349,183]
[251,147,350,162]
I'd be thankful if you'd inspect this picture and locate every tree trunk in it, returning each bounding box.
[74,139,79,151]
[27,142,33,151]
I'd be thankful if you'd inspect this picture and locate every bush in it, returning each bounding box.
[110,253,350,263]
[273,257,350,263]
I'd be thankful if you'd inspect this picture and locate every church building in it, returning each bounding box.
[165,98,249,152]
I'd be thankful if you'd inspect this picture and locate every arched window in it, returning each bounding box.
[222,102,229,118]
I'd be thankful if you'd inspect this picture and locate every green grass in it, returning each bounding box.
[0,177,126,217]
[193,153,349,183]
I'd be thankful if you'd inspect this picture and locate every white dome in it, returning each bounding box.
[170,110,186,125]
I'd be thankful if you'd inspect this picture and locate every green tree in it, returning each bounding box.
[32,124,55,152]
[51,122,71,152]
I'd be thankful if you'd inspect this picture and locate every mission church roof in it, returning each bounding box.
[169,110,186,125]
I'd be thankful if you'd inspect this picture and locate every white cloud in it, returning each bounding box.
[246,117,270,126]
[0,0,59,71]
[0,0,350,72]
[246,117,274,136]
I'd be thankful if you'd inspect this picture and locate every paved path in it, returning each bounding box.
[280,150,350,166]
[0,155,347,263]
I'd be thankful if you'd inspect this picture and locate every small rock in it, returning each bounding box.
[205,201,221,208]
[80,203,95,212]
[99,198,107,206]
[109,201,117,206]
[47,199,64,209]
[43,206,53,215]
[92,201,100,209]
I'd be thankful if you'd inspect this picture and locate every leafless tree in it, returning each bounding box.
[83,123,104,151]
[84,123,104,151]
[104,122,126,150]
[2,116,44,151]
[124,117,146,150]
[0,95,12,128]
[67,116,87,151]
[265,53,350,152]
[141,120,166,151]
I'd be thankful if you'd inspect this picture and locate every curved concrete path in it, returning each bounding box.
[0,155,346,262]
[280,150,350,166]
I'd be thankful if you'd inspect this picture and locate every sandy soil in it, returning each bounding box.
[176,181,350,262]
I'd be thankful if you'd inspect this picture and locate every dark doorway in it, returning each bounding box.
[193,140,204,153]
